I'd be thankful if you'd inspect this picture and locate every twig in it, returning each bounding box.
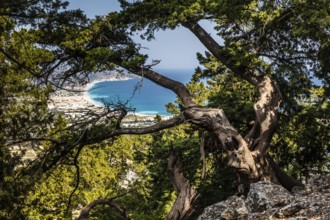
[200,132,206,179]
[66,129,88,216]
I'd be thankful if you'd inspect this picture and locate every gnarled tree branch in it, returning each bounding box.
[85,114,186,145]
[183,21,282,155]
[77,198,130,220]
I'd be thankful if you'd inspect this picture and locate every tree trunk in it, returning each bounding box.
[183,107,281,189]
[166,151,199,220]
[181,21,303,192]
[267,154,304,191]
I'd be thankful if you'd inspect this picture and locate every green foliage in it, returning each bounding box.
[0,11,57,219]
[0,0,329,219]
[272,87,330,180]
[0,1,91,218]
[22,135,153,219]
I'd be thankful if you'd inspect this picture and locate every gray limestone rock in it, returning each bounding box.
[198,195,248,220]
[198,175,330,220]
[245,181,293,212]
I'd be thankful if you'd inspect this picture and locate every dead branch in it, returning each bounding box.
[77,190,134,220]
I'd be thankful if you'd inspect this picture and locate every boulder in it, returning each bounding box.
[197,196,248,220]
[198,174,330,220]
[245,181,293,212]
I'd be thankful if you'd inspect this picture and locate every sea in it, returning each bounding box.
[88,69,194,116]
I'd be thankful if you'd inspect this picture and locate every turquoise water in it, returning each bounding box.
[88,69,193,116]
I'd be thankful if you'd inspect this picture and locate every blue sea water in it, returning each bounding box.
[88,69,194,116]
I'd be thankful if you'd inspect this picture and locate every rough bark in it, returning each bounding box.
[183,21,289,186]
[183,107,259,180]
[166,151,199,220]
[183,21,282,154]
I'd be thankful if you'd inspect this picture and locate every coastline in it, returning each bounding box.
[49,72,137,110]
[83,73,140,107]
[48,73,172,122]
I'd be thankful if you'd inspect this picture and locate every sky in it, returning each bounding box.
[67,0,218,70]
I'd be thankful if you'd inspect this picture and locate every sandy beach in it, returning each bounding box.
[48,87,98,111]
[48,74,172,126]
[48,72,135,111]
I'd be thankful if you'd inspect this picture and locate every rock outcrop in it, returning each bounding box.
[198,174,330,220]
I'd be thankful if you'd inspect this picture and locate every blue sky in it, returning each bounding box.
[67,0,218,70]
